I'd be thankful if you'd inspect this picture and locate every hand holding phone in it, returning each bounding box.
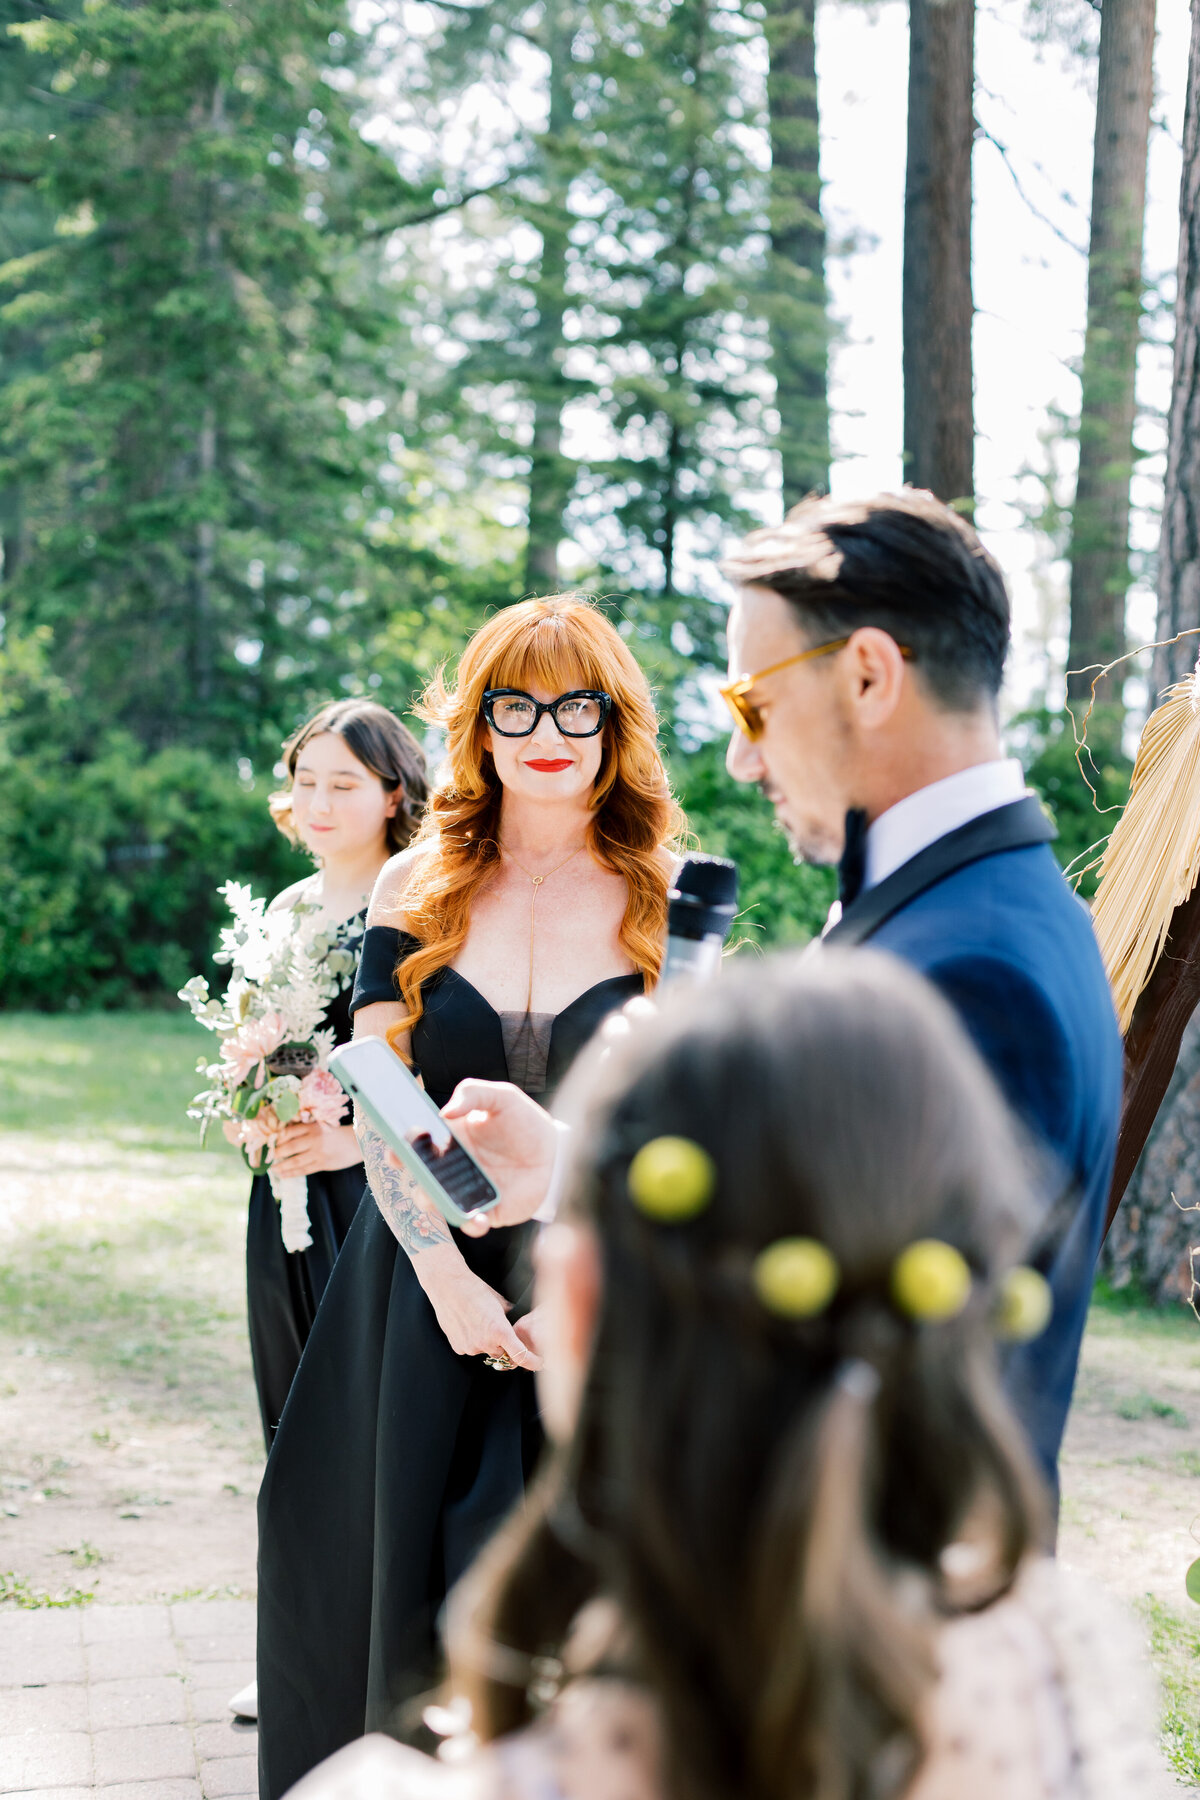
[328,1038,501,1229]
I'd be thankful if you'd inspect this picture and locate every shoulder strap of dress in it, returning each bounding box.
[350,925,421,1013]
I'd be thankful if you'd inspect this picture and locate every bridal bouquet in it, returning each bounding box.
[179,881,355,1252]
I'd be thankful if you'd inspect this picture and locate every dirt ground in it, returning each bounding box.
[0,1130,262,1607]
[2,1013,1200,1783]
[5,1125,1200,1619]
[1060,1303,1200,1610]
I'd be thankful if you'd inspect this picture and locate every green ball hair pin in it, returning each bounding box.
[627,1136,717,1223]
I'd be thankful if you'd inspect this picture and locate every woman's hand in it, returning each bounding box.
[271,1120,363,1179]
[439,1080,559,1233]
[513,1304,546,1362]
[412,1255,542,1370]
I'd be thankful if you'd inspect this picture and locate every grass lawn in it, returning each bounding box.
[0,1011,1198,1781]
[0,1010,217,1146]
[0,1010,262,1605]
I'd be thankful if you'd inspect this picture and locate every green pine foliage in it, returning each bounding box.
[0,0,418,757]
[0,0,835,1007]
[573,1,771,598]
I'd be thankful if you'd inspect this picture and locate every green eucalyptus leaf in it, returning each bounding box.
[1185,1558,1200,1605]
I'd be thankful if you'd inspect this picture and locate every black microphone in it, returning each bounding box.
[662,854,739,985]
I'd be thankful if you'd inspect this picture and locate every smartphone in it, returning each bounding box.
[327,1037,501,1228]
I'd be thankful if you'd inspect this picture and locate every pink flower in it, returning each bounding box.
[222,1104,280,1167]
[298,1067,348,1128]
[220,1012,286,1088]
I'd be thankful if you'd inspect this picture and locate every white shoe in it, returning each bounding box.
[229,1679,258,1721]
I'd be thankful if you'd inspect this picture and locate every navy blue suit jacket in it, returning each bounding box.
[838,838,1122,1487]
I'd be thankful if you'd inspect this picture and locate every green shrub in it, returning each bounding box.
[670,740,836,951]
[0,627,834,1008]
[1013,707,1132,898]
[0,731,308,1010]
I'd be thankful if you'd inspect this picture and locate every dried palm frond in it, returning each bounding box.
[1091,661,1200,1032]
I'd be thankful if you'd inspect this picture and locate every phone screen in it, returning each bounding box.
[332,1041,498,1215]
[403,1127,498,1214]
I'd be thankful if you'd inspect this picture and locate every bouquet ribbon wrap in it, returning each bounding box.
[271,1169,313,1254]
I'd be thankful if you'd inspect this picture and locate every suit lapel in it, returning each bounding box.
[823,796,1057,949]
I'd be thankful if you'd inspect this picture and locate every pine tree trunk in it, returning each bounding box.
[193,400,216,707]
[1154,0,1200,694]
[524,10,575,595]
[1102,0,1200,1301]
[1104,1011,1200,1302]
[0,485,25,585]
[1064,0,1156,719]
[902,0,974,506]
[190,81,225,712]
[763,0,830,510]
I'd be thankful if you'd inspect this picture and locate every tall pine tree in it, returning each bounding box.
[0,0,412,756]
[761,0,830,508]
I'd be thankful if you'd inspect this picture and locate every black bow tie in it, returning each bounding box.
[838,808,869,907]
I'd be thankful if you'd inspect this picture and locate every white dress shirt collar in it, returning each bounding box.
[862,758,1029,892]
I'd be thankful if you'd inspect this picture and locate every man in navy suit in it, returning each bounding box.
[448,490,1121,1494]
[718,489,1121,1487]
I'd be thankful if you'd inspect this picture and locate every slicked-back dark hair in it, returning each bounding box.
[723,489,1011,710]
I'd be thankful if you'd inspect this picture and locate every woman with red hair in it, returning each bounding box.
[256,595,682,1797]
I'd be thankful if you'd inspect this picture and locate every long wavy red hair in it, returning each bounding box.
[389,595,685,1048]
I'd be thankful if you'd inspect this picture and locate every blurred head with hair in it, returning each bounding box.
[450,951,1048,1800]
[721,489,1011,865]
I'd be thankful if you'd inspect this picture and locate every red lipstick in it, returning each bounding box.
[526,758,573,772]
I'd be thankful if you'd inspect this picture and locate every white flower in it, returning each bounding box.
[182,881,355,1147]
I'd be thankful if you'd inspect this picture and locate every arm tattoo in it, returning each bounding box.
[357,1113,452,1255]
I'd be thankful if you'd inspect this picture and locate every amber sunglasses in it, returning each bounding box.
[720,635,913,740]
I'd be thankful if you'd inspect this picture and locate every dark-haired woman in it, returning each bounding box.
[256,596,683,1797]
[290,953,1159,1800]
[245,700,428,1451]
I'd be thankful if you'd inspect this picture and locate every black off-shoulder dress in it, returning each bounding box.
[256,926,642,1800]
[246,905,367,1448]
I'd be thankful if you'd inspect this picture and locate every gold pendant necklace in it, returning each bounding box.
[502,844,585,1012]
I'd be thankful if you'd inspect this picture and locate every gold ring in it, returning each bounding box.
[484,1354,516,1372]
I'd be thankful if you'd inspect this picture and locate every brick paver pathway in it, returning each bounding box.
[0,1599,256,1798]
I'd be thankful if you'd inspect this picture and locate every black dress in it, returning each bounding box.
[256,927,642,1800]
[246,905,367,1448]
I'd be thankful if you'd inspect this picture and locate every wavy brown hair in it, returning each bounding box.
[269,698,428,855]
[448,954,1051,1800]
[388,596,684,1046]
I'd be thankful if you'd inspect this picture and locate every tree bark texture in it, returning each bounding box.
[902,0,975,506]
[1104,877,1200,1236]
[1101,0,1200,1296]
[1103,1024,1200,1301]
[1102,880,1200,1297]
[0,485,25,586]
[523,10,576,595]
[192,401,217,707]
[1154,0,1200,695]
[1065,0,1156,712]
[763,0,830,510]
[190,81,226,711]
